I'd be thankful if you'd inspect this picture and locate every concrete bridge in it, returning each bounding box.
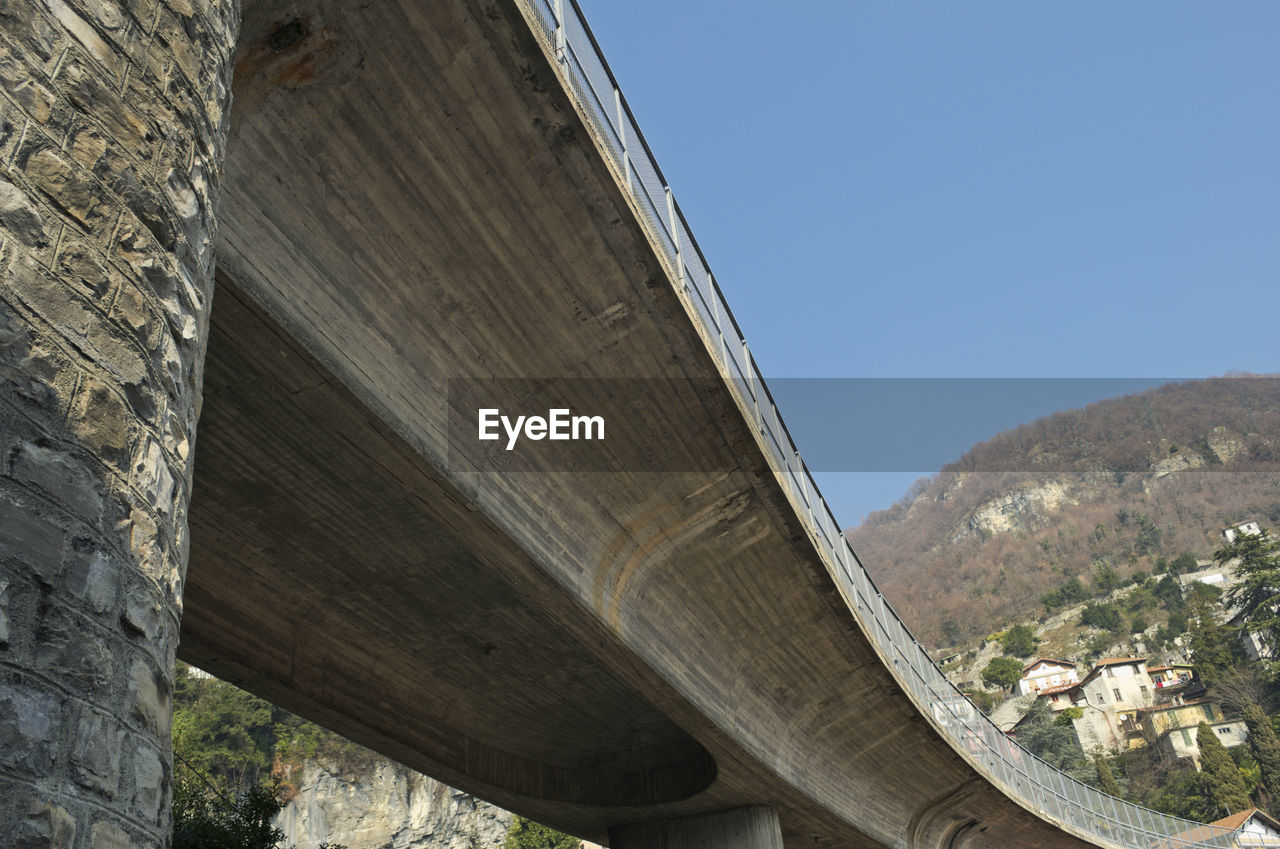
[0,1,1236,848]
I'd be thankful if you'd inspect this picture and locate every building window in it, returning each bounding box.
[1181,729,1193,746]
[1203,705,1215,720]
[1113,688,1122,702]
[1140,686,1149,698]
[1219,727,1232,735]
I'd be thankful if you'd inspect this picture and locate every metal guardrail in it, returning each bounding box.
[511,1,1241,846]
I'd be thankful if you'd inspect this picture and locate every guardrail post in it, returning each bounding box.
[742,340,762,431]
[553,0,567,62]
[709,274,729,367]
[796,449,811,512]
[615,88,632,193]
[665,186,687,291]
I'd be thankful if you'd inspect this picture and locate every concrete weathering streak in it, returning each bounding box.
[0,1,1235,849]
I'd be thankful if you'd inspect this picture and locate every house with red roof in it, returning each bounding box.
[1160,808,1280,848]
[1017,657,1079,697]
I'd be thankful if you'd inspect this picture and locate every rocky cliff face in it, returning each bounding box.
[275,757,512,849]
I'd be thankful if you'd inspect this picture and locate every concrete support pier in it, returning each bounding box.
[609,808,785,849]
[0,0,237,846]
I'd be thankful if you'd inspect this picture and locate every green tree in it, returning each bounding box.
[1094,752,1123,797]
[1080,602,1123,632]
[1186,596,1247,686]
[1042,576,1090,610]
[1133,515,1162,556]
[1000,624,1038,658]
[1054,706,1084,727]
[1170,552,1199,575]
[1016,702,1091,782]
[172,665,356,849]
[173,666,276,796]
[981,657,1023,690]
[1093,562,1121,595]
[1149,766,1214,822]
[502,816,579,849]
[1198,722,1252,819]
[1220,529,1280,658]
[1153,574,1183,606]
[1242,703,1280,803]
[172,782,347,849]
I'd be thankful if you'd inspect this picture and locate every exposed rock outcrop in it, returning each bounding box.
[275,758,512,849]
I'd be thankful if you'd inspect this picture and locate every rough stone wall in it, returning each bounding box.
[275,758,514,849]
[0,0,237,846]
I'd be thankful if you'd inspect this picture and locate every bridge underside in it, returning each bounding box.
[183,0,1096,846]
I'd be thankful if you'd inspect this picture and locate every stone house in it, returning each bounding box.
[1039,657,1157,752]
[1074,657,1155,711]
[1224,521,1264,544]
[1138,700,1248,767]
[1017,658,1079,697]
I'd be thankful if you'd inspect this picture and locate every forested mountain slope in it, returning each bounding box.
[845,376,1280,646]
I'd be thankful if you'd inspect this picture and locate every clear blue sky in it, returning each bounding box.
[574,1,1280,526]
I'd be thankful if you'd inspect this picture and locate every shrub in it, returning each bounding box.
[982,657,1024,689]
[1000,624,1038,658]
[1080,603,1123,632]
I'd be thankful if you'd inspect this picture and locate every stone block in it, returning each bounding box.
[90,821,134,849]
[0,494,65,583]
[66,541,118,613]
[0,175,47,246]
[70,709,122,797]
[130,740,164,822]
[11,441,104,523]
[68,124,110,173]
[121,581,161,641]
[0,0,62,62]
[55,241,112,300]
[108,277,162,352]
[0,298,77,425]
[131,437,175,518]
[68,376,134,471]
[0,37,55,118]
[107,164,175,252]
[22,146,110,231]
[15,800,77,849]
[0,683,58,774]
[16,270,149,389]
[37,614,115,694]
[123,506,168,587]
[126,657,169,737]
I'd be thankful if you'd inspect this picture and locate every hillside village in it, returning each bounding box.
[932,520,1280,832]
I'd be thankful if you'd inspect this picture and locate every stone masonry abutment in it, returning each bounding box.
[2,0,1117,846]
[0,0,237,846]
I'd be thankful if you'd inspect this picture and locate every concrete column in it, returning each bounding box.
[609,808,784,849]
[0,0,237,846]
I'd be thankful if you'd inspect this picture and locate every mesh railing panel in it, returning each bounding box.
[507,0,1240,845]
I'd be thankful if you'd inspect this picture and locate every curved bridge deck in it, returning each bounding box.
[181,1,1233,847]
